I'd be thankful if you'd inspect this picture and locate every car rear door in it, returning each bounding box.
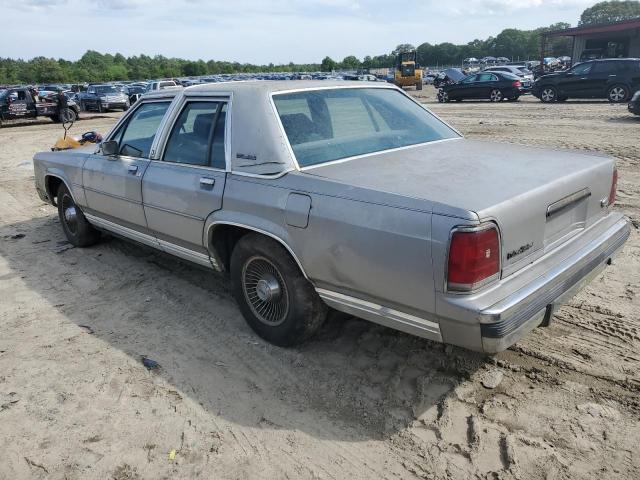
[82,99,172,240]
[141,96,228,265]
[584,61,617,97]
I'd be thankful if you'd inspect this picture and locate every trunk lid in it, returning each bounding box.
[303,138,615,277]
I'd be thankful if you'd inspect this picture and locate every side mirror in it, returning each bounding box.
[101,140,119,156]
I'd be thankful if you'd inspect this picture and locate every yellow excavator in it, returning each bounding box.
[394,50,423,90]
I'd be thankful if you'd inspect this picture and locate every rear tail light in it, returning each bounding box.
[608,168,618,207]
[512,80,522,87]
[447,226,500,292]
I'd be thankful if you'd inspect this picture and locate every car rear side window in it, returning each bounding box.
[163,101,227,168]
[592,61,617,74]
[273,88,459,168]
[111,101,171,158]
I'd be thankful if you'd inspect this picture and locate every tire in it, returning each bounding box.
[230,233,328,347]
[540,86,557,103]
[607,84,629,103]
[507,95,520,102]
[57,183,100,247]
[438,90,449,103]
[61,108,76,123]
[489,89,503,102]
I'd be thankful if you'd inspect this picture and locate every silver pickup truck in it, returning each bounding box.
[33,81,630,353]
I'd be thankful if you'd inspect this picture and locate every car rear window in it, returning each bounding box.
[273,88,459,168]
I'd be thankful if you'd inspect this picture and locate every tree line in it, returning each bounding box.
[1,0,638,85]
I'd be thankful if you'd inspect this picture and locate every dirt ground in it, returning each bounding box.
[0,92,638,480]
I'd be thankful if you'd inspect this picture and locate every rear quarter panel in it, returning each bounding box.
[208,173,437,316]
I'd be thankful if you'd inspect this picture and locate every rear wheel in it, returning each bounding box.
[230,234,328,347]
[607,85,629,103]
[540,86,557,102]
[489,89,503,102]
[57,183,100,247]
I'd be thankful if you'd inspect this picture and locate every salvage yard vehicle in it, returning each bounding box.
[32,81,630,353]
[438,71,526,102]
[77,84,130,112]
[532,58,640,103]
[0,87,80,125]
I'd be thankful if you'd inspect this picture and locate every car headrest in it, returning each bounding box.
[280,113,317,144]
[193,113,214,138]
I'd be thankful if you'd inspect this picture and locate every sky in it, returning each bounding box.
[0,0,596,63]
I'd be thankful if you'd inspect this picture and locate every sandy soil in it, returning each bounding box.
[0,94,638,480]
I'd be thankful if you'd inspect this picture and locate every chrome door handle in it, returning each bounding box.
[128,165,138,174]
[199,177,215,186]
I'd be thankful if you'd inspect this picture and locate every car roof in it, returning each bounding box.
[185,80,394,95]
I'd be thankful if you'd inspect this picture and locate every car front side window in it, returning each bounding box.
[110,101,171,158]
[163,101,227,168]
[570,63,592,75]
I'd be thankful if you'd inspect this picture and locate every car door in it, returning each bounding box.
[585,61,617,97]
[141,98,228,264]
[557,62,593,97]
[451,74,476,99]
[474,73,497,99]
[82,100,172,239]
[5,90,31,119]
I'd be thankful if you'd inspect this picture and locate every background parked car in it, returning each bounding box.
[532,58,640,103]
[145,80,180,92]
[484,65,534,90]
[438,71,525,102]
[77,84,130,112]
[629,90,640,115]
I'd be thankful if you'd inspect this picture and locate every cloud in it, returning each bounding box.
[0,0,592,63]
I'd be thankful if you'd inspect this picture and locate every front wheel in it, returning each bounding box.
[230,234,328,347]
[607,85,629,103]
[489,89,503,102]
[57,183,100,247]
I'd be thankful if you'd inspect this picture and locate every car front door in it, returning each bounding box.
[473,73,497,99]
[451,75,476,99]
[5,90,32,119]
[557,62,593,97]
[141,98,228,265]
[82,100,172,240]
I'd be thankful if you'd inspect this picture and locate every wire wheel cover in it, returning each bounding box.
[242,256,289,326]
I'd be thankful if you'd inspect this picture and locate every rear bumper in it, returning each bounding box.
[438,213,630,353]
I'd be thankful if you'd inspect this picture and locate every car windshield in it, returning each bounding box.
[95,86,118,94]
[273,88,459,168]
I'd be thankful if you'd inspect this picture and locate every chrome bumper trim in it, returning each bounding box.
[316,288,442,343]
[479,215,630,350]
